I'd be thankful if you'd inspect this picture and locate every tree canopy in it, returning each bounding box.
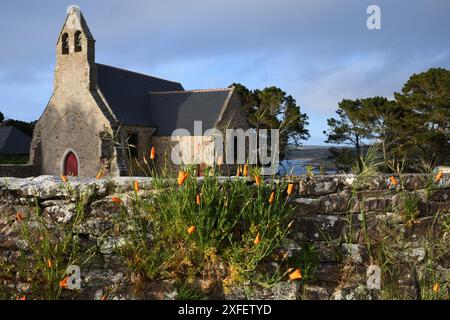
[324,68,450,172]
[232,83,310,159]
[0,111,36,136]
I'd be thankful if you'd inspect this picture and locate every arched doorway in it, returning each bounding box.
[64,151,79,177]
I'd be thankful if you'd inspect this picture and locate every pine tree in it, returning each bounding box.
[232,83,310,159]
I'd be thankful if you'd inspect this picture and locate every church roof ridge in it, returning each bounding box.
[149,88,232,95]
[96,63,182,86]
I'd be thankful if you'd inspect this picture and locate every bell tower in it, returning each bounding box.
[55,6,97,91]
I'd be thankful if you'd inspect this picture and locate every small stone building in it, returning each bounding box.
[29,6,248,177]
[0,126,32,156]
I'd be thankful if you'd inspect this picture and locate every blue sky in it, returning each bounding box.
[0,0,449,145]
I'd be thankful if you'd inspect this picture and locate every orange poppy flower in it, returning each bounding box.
[196,194,201,206]
[96,170,104,180]
[150,147,156,161]
[433,282,439,293]
[255,175,262,186]
[60,175,68,183]
[243,164,249,177]
[236,166,241,177]
[15,212,24,222]
[254,233,261,245]
[435,170,443,182]
[187,226,197,235]
[287,183,295,196]
[111,196,122,205]
[389,176,398,186]
[59,276,69,289]
[100,295,107,301]
[134,181,140,192]
[47,259,53,269]
[217,156,224,167]
[16,296,26,300]
[269,191,275,205]
[178,171,188,186]
[289,268,302,281]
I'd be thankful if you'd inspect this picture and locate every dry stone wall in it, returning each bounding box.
[0,174,449,300]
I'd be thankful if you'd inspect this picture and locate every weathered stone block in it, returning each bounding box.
[294,215,346,241]
[43,204,76,224]
[341,244,369,264]
[428,188,450,202]
[303,178,339,196]
[77,218,115,237]
[365,175,388,190]
[302,285,330,300]
[320,193,352,214]
[315,241,340,263]
[292,197,321,215]
[314,264,341,284]
[363,197,393,212]
[402,174,428,190]
[356,215,387,245]
[428,201,450,215]
[332,284,373,300]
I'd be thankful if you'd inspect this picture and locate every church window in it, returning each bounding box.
[74,31,82,52]
[62,33,69,55]
[127,132,139,158]
[100,132,114,161]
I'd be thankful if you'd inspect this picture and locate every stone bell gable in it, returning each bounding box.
[55,5,96,91]
[29,6,120,177]
[21,6,249,178]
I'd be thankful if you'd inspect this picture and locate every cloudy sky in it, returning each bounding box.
[0,0,449,145]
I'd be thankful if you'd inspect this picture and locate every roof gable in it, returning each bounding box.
[0,126,32,154]
[57,6,94,45]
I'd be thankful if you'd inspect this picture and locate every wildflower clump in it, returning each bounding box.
[117,166,296,290]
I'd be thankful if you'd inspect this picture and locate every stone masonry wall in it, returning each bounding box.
[0,165,39,179]
[0,174,449,300]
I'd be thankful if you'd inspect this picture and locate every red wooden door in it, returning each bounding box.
[64,152,78,177]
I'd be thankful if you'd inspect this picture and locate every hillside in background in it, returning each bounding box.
[280,145,342,175]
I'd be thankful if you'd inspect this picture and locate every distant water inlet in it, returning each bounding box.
[279,159,336,176]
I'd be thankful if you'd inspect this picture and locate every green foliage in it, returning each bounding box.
[305,165,314,177]
[352,144,383,177]
[394,68,450,168]
[324,99,374,146]
[0,154,29,164]
[232,83,310,159]
[15,187,97,300]
[397,192,420,226]
[328,147,356,173]
[0,110,36,137]
[291,244,319,283]
[176,283,206,300]
[1,119,36,137]
[318,166,327,175]
[323,99,376,170]
[324,68,450,172]
[116,166,296,290]
[442,214,450,234]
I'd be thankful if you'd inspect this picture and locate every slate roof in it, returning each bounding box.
[96,64,184,127]
[0,126,32,154]
[96,64,233,135]
[148,89,232,136]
